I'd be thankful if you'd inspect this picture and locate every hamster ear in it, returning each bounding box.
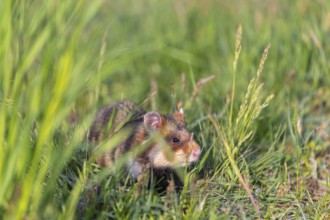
[144,111,162,131]
[174,108,185,124]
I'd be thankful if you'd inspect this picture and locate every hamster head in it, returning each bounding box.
[143,108,201,168]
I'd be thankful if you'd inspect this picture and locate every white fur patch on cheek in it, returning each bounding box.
[147,145,171,168]
[126,159,142,178]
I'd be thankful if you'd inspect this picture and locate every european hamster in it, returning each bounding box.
[87,100,201,180]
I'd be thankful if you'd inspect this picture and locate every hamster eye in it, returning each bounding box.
[172,137,180,143]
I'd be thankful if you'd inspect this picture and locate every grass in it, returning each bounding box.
[1,0,330,219]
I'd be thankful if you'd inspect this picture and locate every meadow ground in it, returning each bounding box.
[1,0,330,219]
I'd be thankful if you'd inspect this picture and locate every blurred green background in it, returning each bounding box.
[0,0,329,219]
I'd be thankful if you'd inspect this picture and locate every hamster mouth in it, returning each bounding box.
[176,154,200,166]
[188,149,201,163]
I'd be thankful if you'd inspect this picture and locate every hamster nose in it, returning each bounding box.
[192,149,200,158]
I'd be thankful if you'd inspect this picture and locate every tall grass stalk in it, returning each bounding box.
[0,1,102,218]
[211,31,273,217]
[229,24,242,128]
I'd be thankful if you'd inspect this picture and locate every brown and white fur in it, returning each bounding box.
[87,100,201,180]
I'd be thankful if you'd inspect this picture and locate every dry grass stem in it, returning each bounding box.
[192,75,215,97]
